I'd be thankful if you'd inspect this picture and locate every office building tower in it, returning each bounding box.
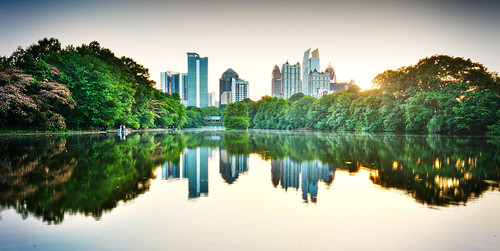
[208,92,215,107]
[302,48,321,95]
[325,63,337,84]
[272,65,282,97]
[221,91,231,105]
[231,78,249,103]
[181,73,188,100]
[187,53,208,107]
[220,68,239,103]
[307,70,330,95]
[160,71,180,95]
[281,61,301,99]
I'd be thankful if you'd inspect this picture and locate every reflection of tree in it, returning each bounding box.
[220,131,250,185]
[0,132,186,224]
[250,131,500,207]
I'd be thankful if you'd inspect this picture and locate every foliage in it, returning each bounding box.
[223,102,249,130]
[2,38,186,130]
[245,55,498,135]
[0,68,75,129]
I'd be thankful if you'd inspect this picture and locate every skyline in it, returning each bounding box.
[1,0,499,101]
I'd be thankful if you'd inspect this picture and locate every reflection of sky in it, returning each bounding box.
[1,0,499,98]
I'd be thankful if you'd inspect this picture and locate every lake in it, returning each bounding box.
[1,130,499,250]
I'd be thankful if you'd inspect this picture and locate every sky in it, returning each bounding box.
[1,0,499,101]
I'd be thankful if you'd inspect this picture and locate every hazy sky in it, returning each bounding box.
[1,0,499,100]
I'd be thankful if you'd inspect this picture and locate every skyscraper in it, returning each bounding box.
[231,78,249,103]
[271,65,282,97]
[302,48,321,95]
[160,71,180,95]
[181,73,188,100]
[187,53,208,107]
[325,63,337,84]
[281,61,301,99]
[208,92,215,107]
[219,68,239,103]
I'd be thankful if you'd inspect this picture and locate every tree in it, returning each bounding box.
[288,92,305,103]
[223,102,249,130]
[0,68,75,129]
[285,95,316,129]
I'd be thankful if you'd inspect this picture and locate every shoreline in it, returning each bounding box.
[0,128,175,136]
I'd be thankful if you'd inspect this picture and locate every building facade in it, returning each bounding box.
[325,63,337,84]
[219,68,239,104]
[307,70,330,95]
[187,53,208,107]
[160,71,180,95]
[302,48,321,95]
[281,61,301,99]
[220,91,231,105]
[271,65,282,97]
[331,79,356,92]
[231,78,249,103]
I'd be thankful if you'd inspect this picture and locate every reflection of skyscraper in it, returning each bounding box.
[281,158,301,190]
[220,149,249,184]
[271,159,282,187]
[272,157,335,203]
[161,161,181,180]
[187,53,208,107]
[184,147,209,199]
[301,161,332,203]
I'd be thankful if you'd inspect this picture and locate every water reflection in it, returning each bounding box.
[0,132,185,223]
[220,150,249,184]
[0,130,499,224]
[162,147,209,199]
[272,158,335,203]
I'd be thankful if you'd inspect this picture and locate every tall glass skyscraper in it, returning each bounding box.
[187,53,208,107]
[160,71,180,95]
[302,48,321,95]
[271,65,282,97]
[219,68,239,103]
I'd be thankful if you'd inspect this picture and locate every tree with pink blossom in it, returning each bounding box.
[0,68,75,129]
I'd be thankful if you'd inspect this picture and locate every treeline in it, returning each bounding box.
[0,38,186,130]
[242,55,499,134]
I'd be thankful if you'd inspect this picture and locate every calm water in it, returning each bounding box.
[1,130,499,250]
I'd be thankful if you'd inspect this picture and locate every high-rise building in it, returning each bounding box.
[160,71,180,95]
[281,61,301,99]
[302,48,321,95]
[307,70,330,95]
[208,92,215,107]
[231,78,249,103]
[220,91,231,105]
[325,62,337,84]
[309,49,320,72]
[187,53,208,107]
[220,68,239,103]
[271,65,282,97]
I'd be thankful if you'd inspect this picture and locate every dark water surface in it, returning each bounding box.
[1,130,499,250]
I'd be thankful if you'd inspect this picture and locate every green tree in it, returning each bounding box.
[223,102,249,130]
